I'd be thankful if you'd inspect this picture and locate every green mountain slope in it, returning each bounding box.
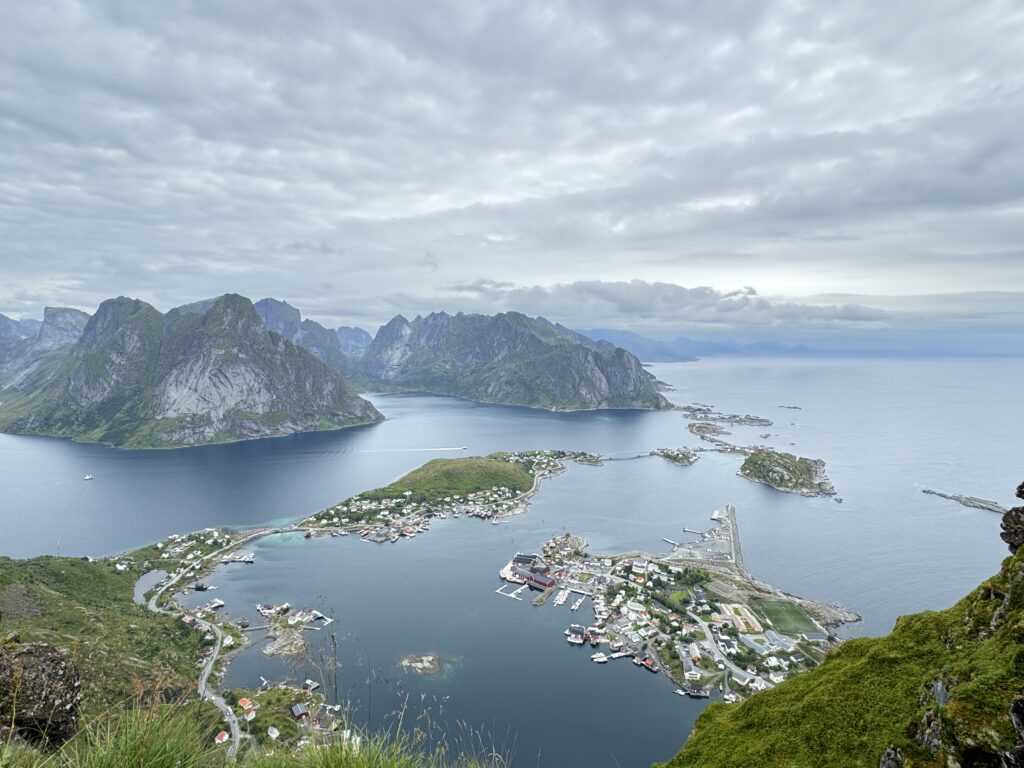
[0,294,382,448]
[662,483,1024,768]
[0,556,203,714]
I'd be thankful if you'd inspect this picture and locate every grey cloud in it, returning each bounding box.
[1,0,1023,324]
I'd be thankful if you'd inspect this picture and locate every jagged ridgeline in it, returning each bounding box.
[661,483,1024,768]
[358,311,671,410]
[0,294,382,448]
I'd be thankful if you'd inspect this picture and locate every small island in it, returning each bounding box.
[739,449,836,497]
[652,448,699,466]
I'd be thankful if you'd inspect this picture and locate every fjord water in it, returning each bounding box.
[2,357,1022,766]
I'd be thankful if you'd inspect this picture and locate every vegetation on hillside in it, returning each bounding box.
[360,455,533,503]
[0,556,202,713]
[662,546,1024,767]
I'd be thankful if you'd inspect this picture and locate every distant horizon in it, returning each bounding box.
[5,288,1023,357]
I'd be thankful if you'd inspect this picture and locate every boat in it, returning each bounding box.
[675,688,686,696]
[83,474,94,481]
[193,583,210,592]
[302,679,320,692]
[304,530,312,539]
[591,653,608,663]
[567,634,585,645]
[686,687,710,698]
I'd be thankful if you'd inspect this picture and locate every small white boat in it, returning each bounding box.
[675,688,686,696]
[83,474,94,481]
[567,635,585,645]
[591,653,608,663]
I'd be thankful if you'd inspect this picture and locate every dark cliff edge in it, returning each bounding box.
[662,481,1024,768]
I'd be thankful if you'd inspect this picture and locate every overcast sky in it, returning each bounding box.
[1,1,1022,348]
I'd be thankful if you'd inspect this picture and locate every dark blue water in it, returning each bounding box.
[2,356,1021,766]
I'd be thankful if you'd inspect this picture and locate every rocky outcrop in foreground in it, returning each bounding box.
[1001,481,1024,554]
[0,635,81,746]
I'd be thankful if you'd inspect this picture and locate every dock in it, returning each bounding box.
[495,584,526,601]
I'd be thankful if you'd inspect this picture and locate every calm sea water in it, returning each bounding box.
[2,356,1021,766]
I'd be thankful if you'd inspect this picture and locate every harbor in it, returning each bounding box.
[133,442,861,762]
[495,504,854,701]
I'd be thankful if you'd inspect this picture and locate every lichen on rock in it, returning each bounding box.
[0,636,82,747]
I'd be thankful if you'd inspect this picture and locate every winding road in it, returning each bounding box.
[145,529,280,758]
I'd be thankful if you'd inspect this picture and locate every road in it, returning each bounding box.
[145,528,281,758]
[686,609,773,691]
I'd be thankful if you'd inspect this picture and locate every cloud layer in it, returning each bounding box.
[1,1,1022,344]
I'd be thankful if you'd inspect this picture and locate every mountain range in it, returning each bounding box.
[0,295,669,447]
[0,295,381,448]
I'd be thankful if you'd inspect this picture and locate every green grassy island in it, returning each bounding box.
[360,454,534,503]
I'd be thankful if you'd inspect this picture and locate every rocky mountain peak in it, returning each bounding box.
[254,297,302,340]
[32,307,90,352]
[336,326,372,356]
[0,313,28,339]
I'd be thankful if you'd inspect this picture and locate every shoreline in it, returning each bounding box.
[139,447,859,722]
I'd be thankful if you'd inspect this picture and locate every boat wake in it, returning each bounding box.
[358,447,469,453]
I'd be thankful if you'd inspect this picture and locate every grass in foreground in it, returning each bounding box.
[0,706,506,768]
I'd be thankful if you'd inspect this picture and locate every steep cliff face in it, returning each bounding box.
[0,294,381,448]
[1,307,90,389]
[254,298,355,375]
[360,311,671,410]
[663,482,1024,768]
[336,326,372,355]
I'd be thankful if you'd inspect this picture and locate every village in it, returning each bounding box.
[120,448,858,752]
[496,507,842,703]
[299,449,603,541]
